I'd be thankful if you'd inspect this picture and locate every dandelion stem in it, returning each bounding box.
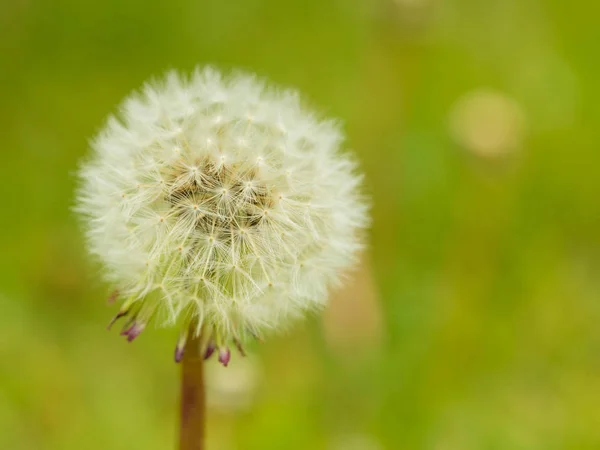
[179,327,205,450]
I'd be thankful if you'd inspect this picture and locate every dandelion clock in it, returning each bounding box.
[76,67,369,449]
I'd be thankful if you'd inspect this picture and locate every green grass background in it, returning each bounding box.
[2,0,600,448]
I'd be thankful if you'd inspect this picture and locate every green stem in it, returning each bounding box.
[179,328,205,450]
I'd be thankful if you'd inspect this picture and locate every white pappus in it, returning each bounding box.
[76,67,369,365]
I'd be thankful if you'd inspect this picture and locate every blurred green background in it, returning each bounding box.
[2,0,600,448]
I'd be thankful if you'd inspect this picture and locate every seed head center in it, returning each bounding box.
[165,157,273,234]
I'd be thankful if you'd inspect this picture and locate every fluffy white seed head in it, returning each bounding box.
[76,67,368,359]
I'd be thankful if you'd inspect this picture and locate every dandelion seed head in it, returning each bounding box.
[76,67,369,360]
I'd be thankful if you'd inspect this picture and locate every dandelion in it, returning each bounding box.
[76,67,369,365]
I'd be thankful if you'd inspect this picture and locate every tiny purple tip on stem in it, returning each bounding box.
[120,322,145,342]
[218,348,231,367]
[203,341,216,360]
[175,344,185,363]
[127,323,145,342]
[174,332,188,363]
